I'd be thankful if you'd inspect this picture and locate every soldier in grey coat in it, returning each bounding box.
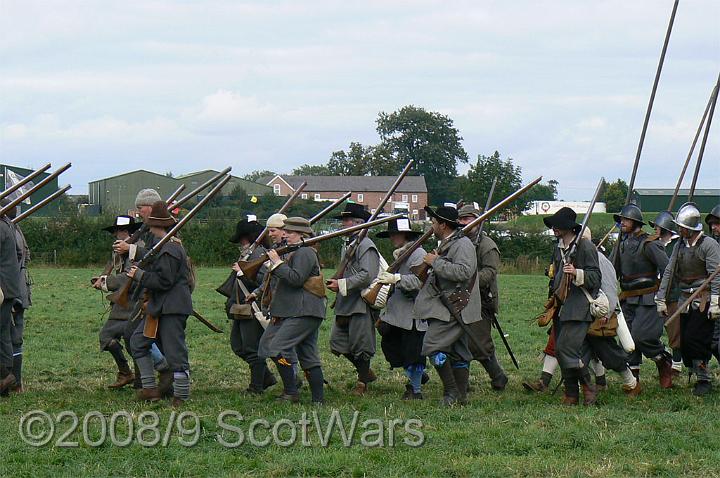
[327,203,380,396]
[93,216,143,389]
[128,201,193,407]
[705,205,720,364]
[544,207,601,406]
[415,205,481,406]
[375,218,427,399]
[5,206,30,393]
[613,204,673,388]
[258,217,327,404]
[657,203,720,396]
[457,204,508,391]
[225,216,276,394]
[0,200,21,394]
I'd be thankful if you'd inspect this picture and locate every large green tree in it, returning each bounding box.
[600,178,628,213]
[461,151,526,213]
[292,163,331,176]
[375,105,469,204]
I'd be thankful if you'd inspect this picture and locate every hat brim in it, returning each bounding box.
[543,215,581,232]
[424,206,459,227]
[706,214,720,225]
[613,213,645,226]
[144,217,177,228]
[229,223,264,243]
[376,229,423,239]
[334,211,372,221]
[102,222,143,234]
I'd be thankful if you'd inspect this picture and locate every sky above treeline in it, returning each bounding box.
[1,0,718,201]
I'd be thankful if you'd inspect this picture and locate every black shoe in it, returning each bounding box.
[276,393,300,403]
[401,383,423,400]
[692,381,712,397]
[421,372,430,384]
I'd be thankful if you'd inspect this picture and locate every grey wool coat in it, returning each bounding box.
[269,247,326,320]
[380,245,427,331]
[0,216,20,301]
[134,239,193,317]
[334,235,380,316]
[13,224,31,308]
[551,236,601,322]
[413,230,482,324]
[103,252,135,320]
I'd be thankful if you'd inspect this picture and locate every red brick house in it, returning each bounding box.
[262,175,429,219]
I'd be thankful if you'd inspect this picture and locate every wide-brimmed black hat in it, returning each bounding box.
[377,217,423,239]
[103,215,142,234]
[543,207,581,232]
[424,205,460,228]
[334,202,371,221]
[229,215,264,243]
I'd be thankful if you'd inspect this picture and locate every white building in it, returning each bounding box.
[523,200,607,216]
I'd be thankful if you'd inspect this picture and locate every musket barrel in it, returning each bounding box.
[0,162,52,201]
[0,163,71,216]
[173,167,232,208]
[12,185,72,223]
[310,191,352,224]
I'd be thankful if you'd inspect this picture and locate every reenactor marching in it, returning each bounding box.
[327,203,381,396]
[0,198,21,394]
[613,204,673,388]
[705,204,720,362]
[414,205,481,406]
[457,203,508,391]
[374,217,428,399]
[657,203,720,396]
[257,217,327,404]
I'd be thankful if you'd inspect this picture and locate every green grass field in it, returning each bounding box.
[1,267,719,477]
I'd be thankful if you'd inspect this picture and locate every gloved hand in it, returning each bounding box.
[656,299,667,317]
[710,295,720,321]
[378,271,401,285]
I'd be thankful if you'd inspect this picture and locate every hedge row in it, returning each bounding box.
[20,215,557,270]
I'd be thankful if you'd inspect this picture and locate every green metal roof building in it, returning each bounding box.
[632,188,719,213]
[89,169,272,214]
[0,164,61,216]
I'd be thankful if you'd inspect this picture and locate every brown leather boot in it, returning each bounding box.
[656,357,674,389]
[561,394,578,405]
[171,397,185,408]
[0,371,16,394]
[158,370,174,398]
[350,381,368,396]
[522,380,548,392]
[581,383,597,406]
[108,370,135,389]
[136,387,161,402]
[622,381,642,398]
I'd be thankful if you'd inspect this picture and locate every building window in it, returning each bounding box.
[402,194,408,202]
[357,193,364,202]
[273,184,281,195]
[314,193,321,200]
[301,193,308,200]
[411,194,418,203]
[412,209,418,218]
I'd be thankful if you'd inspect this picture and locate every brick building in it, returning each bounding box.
[262,175,429,219]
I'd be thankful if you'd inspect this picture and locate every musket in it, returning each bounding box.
[0,163,71,217]
[664,264,720,328]
[410,176,543,282]
[477,177,498,237]
[688,72,719,202]
[237,214,404,282]
[165,184,187,208]
[12,185,71,223]
[112,174,232,310]
[668,82,718,210]
[191,309,223,333]
[555,178,604,304]
[330,160,414,283]
[310,191,352,224]
[173,167,231,207]
[215,181,307,297]
[0,162,52,202]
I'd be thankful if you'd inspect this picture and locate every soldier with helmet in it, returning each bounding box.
[705,204,720,362]
[649,211,683,375]
[657,203,720,395]
[613,204,673,388]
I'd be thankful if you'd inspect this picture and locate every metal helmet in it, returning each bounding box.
[706,203,720,226]
[649,210,676,233]
[613,204,644,225]
[674,202,703,232]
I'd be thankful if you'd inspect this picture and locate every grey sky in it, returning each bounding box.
[1,0,718,200]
